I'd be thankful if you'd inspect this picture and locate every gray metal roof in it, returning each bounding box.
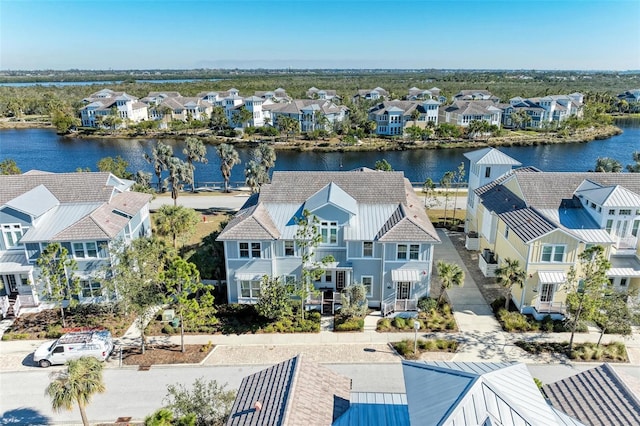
[20,203,104,242]
[219,171,439,243]
[576,185,640,207]
[227,355,351,426]
[3,184,58,218]
[499,208,557,242]
[608,256,640,277]
[464,148,522,166]
[403,361,584,426]
[332,393,409,426]
[544,363,640,426]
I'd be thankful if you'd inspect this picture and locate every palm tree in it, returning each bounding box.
[216,143,241,193]
[436,260,465,304]
[183,137,208,192]
[440,171,454,227]
[46,357,106,426]
[626,151,640,173]
[495,258,526,310]
[594,157,622,172]
[144,142,173,191]
[244,160,268,193]
[253,143,276,178]
[154,205,200,249]
[166,157,190,206]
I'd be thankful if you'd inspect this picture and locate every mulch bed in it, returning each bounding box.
[120,344,214,366]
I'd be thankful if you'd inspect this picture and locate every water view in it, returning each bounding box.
[1,120,638,186]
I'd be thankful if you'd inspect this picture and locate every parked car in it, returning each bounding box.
[33,330,114,368]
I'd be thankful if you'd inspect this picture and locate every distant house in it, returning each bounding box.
[367,100,440,136]
[617,89,640,112]
[464,147,640,319]
[307,87,340,101]
[145,96,213,122]
[197,88,241,106]
[266,100,348,132]
[453,89,500,102]
[352,87,389,103]
[228,358,585,426]
[440,100,502,127]
[406,87,442,102]
[0,171,152,319]
[217,170,440,314]
[80,89,148,128]
[503,94,584,128]
[254,88,290,102]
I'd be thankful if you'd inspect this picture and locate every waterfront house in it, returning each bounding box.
[464,147,640,319]
[352,87,389,103]
[197,88,240,106]
[146,96,213,122]
[217,169,440,314]
[453,89,500,102]
[367,100,439,136]
[80,89,148,128]
[440,100,502,128]
[502,94,584,129]
[0,171,152,318]
[617,89,640,111]
[227,357,585,426]
[266,100,348,133]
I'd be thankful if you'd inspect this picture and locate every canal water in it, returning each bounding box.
[1,120,638,186]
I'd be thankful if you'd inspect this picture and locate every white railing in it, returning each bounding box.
[381,291,397,317]
[13,297,21,318]
[616,236,638,250]
[395,299,418,312]
[17,294,38,307]
[0,296,9,318]
[534,299,566,314]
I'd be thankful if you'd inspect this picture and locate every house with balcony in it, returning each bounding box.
[368,100,440,136]
[146,96,213,123]
[254,88,290,102]
[0,171,152,319]
[503,94,584,128]
[80,89,148,128]
[464,148,640,319]
[266,100,348,133]
[197,88,240,106]
[440,100,502,128]
[217,170,440,315]
[453,90,500,103]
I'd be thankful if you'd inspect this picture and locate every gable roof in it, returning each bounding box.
[3,184,59,218]
[226,355,351,426]
[305,183,357,216]
[464,148,522,166]
[544,363,640,426]
[403,361,585,426]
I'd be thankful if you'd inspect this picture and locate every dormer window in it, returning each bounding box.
[2,224,24,249]
[320,221,338,245]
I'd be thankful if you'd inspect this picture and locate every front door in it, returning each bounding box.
[336,271,346,291]
[540,283,554,303]
[396,282,411,299]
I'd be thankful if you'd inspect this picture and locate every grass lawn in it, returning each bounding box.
[150,210,230,249]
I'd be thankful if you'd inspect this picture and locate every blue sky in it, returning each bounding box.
[1,0,639,70]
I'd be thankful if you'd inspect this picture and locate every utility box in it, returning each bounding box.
[162,309,175,322]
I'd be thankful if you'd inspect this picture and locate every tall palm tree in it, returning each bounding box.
[166,156,190,206]
[436,260,465,304]
[183,137,208,192]
[495,258,526,310]
[144,142,173,191]
[440,171,454,227]
[216,143,241,193]
[46,357,106,426]
[253,143,276,177]
[626,151,640,173]
[244,159,268,193]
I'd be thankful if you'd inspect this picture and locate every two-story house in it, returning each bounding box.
[352,87,389,103]
[266,100,348,133]
[440,100,502,128]
[464,148,640,319]
[0,171,152,318]
[367,100,440,136]
[80,89,148,128]
[217,170,440,315]
[306,87,340,101]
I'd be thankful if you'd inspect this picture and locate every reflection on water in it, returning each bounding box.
[1,123,639,185]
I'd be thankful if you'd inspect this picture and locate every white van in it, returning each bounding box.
[33,330,114,368]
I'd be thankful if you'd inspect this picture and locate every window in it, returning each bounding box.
[73,242,99,259]
[397,244,419,260]
[397,244,407,260]
[362,276,373,296]
[620,278,628,287]
[590,202,596,209]
[239,242,261,258]
[541,245,565,262]
[363,241,373,257]
[81,280,101,298]
[2,224,23,249]
[320,221,338,245]
[606,219,613,233]
[609,209,616,215]
[283,275,296,287]
[504,226,510,239]
[632,220,639,237]
[284,240,295,256]
[409,245,420,260]
[325,271,332,282]
[485,167,491,178]
[240,280,261,298]
[619,209,632,215]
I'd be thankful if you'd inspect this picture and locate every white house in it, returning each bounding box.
[440,100,502,127]
[368,100,440,136]
[80,90,148,128]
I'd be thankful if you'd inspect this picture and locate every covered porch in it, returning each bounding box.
[0,253,39,319]
[381,269,427,317]
[530,271,567,320]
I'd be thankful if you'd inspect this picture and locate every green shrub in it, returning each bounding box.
[491,297,506,313]
[335,317,364,332]
[162,324,176,334]
[45,325,63,339]
[1,333,29,341]
[393,317,407,329]
[377,318,392,331]
[498,310,535,332]
[418,297,438,312]
[541,315,554,332]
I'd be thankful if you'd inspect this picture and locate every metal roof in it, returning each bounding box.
[403,361,581,426]
[332,393,409,426]
[538,271,567,284]
[4,184,58,218]
[0,252,32,273]
[20,203,103,242]
[391,269,421,282]
[499,208,557,243]
[463,148,522,166]
[304,183,357,216]
[544,363,640,426]
[227,354,351,426]
[608,256,640,277]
